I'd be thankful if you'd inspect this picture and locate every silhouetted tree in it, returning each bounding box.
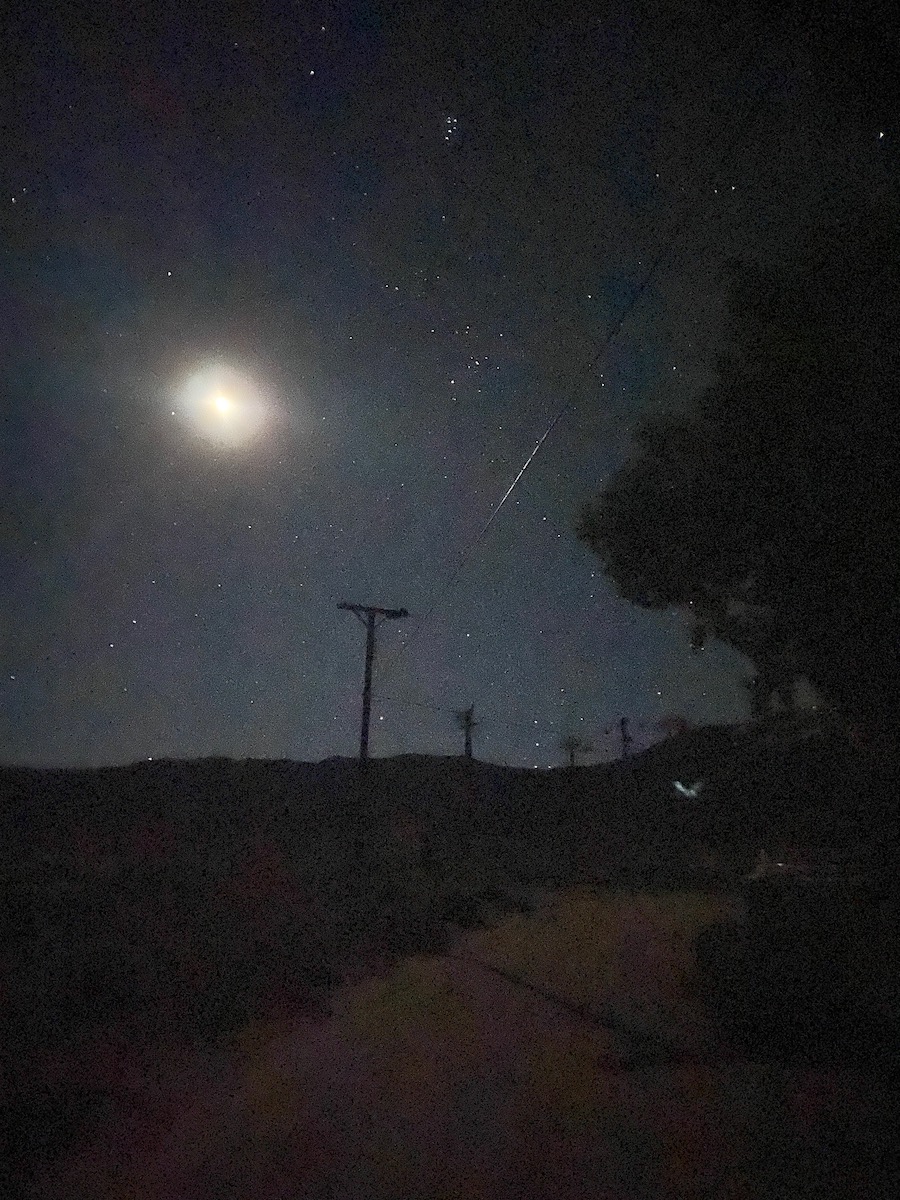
[578,197,900,744]
[453,705,477,759]
[559,734,592,768]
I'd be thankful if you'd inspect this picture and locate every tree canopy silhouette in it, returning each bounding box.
[578,197,900,738]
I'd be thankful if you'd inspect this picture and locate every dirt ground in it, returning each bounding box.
[16,887,897,1199]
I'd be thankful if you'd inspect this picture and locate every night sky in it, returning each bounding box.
[1,1,893,768]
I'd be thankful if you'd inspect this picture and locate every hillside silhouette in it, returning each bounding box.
[2,720,896,1194]
[2,719,892,1041]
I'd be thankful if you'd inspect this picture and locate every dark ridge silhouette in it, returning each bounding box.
[1,721,896,1191]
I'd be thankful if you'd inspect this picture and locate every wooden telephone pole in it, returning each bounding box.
[338,602,408,762]
[453,704,477,759]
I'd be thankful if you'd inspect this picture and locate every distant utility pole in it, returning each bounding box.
[619,716,633,760]
[338,602,408,763]
[453,704,477,759]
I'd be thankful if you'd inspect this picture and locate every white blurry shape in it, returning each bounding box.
[673,779,704,799]
[177,363,271,449]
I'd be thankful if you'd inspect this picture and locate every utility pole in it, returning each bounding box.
[619,716,632,760]
[338,602,408,763]
[453,704,477,759]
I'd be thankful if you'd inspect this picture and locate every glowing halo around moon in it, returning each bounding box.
[175,362,272,450]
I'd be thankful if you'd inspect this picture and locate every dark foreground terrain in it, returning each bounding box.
[2,721,897,1196]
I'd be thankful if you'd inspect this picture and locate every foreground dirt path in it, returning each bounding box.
[27,889,896,1199]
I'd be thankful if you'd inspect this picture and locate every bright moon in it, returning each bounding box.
[175,363,271,449]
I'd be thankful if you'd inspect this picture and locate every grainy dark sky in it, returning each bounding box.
[1,0,893,767]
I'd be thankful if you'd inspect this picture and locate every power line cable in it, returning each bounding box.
[376,60,781,686]
[408,11,782,583]
[360,13,783,700]
[375,693,670,744]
